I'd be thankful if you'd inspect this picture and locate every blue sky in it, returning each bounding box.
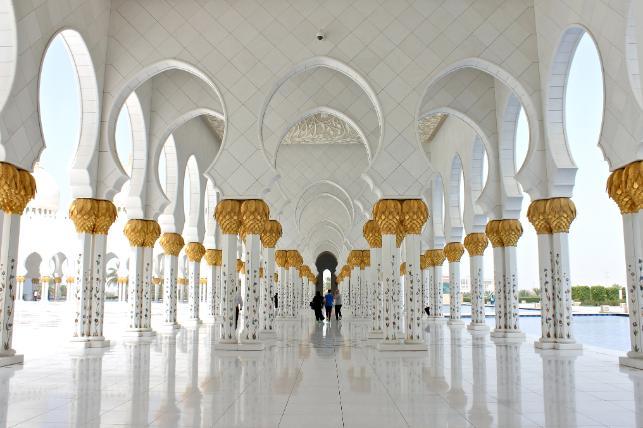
[38,33,624,287]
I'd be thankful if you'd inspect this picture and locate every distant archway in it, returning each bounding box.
[315,251,338,294]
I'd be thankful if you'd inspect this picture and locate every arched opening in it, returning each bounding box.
[323,269,331,290]
[564,34,622,287]
[315,252,338,294]
[38,32,82,209]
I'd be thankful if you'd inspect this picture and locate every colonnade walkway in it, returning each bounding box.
[1,303,642,428]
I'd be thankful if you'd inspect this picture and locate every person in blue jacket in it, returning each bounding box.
[324,289,334,321]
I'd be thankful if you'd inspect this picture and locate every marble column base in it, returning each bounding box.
[426,316,446,323]
[259,330,278,340]
[183,319,202,328]
[158,323,181,333]
[70,337,111,349]
[204,317,218,325]
[123,329,156,338]
[377,341,427,352]
[215,342,265,351]
[0,353,23,367]
[467,323,489,332]
[367,330,384,340]
[620,351,643,370]
[491,332,525,344]
[447,319,465,326]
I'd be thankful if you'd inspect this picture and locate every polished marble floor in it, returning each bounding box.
[1,302,642,428]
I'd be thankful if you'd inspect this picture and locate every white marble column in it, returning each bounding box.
[159,233,183,330]
[204,249,221,324]
[0,204,25,366]
[286,250,302,319]
[185,242,205,327]
[399,199,429,346]
[90,233,108,341]
[445,242,465,326]
[123,219,160,337]
[275,250,287,319]
[359,253,370,323]
[68,199,117,348]
[464,233,489,331]
[374,199,403,349]
[241,231,263,347]
[607,165,643,369]
[348,252,361,318]
[368,242,383,339]
[486,220,524,339]
[214,200,241,347]
[259,227,279,337]
[421,258,430,317]
[426,249,445,321]
[40,276,51,303]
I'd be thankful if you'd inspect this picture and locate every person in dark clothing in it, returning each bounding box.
[311,291,324,321]
[425,306,431,317]
[274,293,278,309]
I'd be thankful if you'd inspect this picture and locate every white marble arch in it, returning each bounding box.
[258,56,384,165]
[424,174,446,249]
[99,60,226,201]
[541,26,605,198]
[0,0,16,114]
[444,155,465,244]
[182,155,203,244]
[627,0,643,110]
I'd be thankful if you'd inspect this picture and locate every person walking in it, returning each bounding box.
[324,289,334,321]
[334,291,343,320]
[235,290,243,330]
[311,291,324,322]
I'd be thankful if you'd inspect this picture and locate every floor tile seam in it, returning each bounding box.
[198,370,262,427]
[354,345,411,427]
[277,356,305,428]
[333,349,345,427]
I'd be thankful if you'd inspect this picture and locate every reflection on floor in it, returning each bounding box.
[1,302,642,427]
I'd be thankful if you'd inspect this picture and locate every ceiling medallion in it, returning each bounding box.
[282,112,361,145]
[418,113,447,144]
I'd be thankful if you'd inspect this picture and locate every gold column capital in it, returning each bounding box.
[360,250,370,269]
[546,197,576,233]
[608,161,643,214]
[275,250,287,267]
[527,199,551,235]
[260,219,282,248]
[401,199,429,234]
[420,254,429,270]
[444,242,464,262]
[463,233,488,256]
[124,219,160,247]
[185,242,206,262]
[259,266,264,278]
[240,199,270,240]
[400,262,407,276]
[425,249,445,267]
[363,219,382,248]
[373,199,402,235]
[485,220,504,248]
[215,199,242,234]
[0,162,36,214]
[69,198,117,234]
[286,250,302,268]
[396,226,405,248]
[204,249,222,266]
[236,259,245,273]
[498,219,522,247]
[160,233,184,256]
[94,200,117,234]
[348,250,362,269]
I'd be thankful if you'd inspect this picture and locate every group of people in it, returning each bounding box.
[311,289,343,322]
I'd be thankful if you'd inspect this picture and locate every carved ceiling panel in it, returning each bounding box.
[282,113,361,145]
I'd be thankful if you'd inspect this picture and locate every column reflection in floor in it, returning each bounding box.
[493,337,523,427]
[124,338,151,426]
[183,327,201,428]
[155,331,179,428]
[538,348,581,427]
[447,325,467,415]
[0,365,20,427]
[468,331,492,428]
[70,348,106,428]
